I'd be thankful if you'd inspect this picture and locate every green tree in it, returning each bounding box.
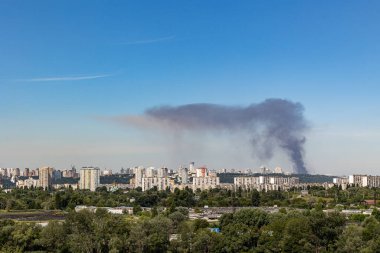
[169,211,187,230]
[222,222,259,252]
[145,216,172,252]
[251,189,260,207]
[308,211,345,251]
[193,219,209,232]
[10,223,42,252]
[232,208,269,228]
[335,225,365,253]
[280,217,315,253]
[191,230,212,253]
[257,213,288,252]
[39,221,67,252]
[372,208,380,221]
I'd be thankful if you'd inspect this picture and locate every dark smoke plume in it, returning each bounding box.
[121,99,309,174]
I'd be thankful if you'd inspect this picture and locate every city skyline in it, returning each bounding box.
[0,162,370,177]
[1,1,380,175]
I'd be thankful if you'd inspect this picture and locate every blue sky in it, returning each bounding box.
[1,1,380,174]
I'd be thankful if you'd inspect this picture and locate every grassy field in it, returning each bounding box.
[0,210,66,221]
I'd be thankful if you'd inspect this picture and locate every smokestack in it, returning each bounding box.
[120,99,309,174]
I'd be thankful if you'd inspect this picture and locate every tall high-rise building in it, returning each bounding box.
[274,167,283,174]
[196,167,207,178]
[23,168,30,177]
[134,166,145,188]
[260,166,271,174]
[157,167,168,178]
[178,167,189,183]
[145,167,156,177]
[79,167,100,191]
[12,168,21,177]
[52,170,62,180]
[189,162,195,173]
[39,167,53,189]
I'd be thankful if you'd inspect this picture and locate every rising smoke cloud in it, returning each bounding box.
[117,99,309,174]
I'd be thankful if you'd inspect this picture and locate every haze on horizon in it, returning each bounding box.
[1,1,380,175]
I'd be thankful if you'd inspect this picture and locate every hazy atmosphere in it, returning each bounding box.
[1,1,380,175]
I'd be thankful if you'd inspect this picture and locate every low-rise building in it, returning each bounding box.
[52,183,79,190]
[192,176,220,190]
[16,177,39,189]
[334,174,380,188]
[234,175,300,191]
[142,177,171,191]
[75,205,134,215]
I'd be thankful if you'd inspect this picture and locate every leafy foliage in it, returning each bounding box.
[1,187,380,252]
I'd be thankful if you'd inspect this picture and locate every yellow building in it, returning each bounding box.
[39,166,53,189]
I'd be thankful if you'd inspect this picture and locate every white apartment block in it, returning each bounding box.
[269,176,299,185]
[234,176,272,186]
[348,175,367,187]
[196,167,208,178]
[178,167,189,184]
[342,174,380,188]
[189,162,195,173]
[333,177,349,185]
[157,167,168,178]
[102,170,113,176]
[274,167,284,174]
[0,168,21,177]
[145,167,157,177]
[79,167,100,191]
[53,183,79,190]
[192,177,220,190]
[142,177,171,191]
[234,176,300,191]
[134,166,145,188]
[16,177,39,189]
[367,176,380,188]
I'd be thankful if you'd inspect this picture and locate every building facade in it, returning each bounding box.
[16,177,39,189]
[178,167,189,184]
[142,177,171,191]
[157,167,168,178]
[134,166,145,188]
[39,167,53,189]
[79,167,100,191]
[234,176,300,191]
[340,174,380,188]
[192,177,220,190]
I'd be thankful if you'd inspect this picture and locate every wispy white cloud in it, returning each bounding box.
[118,35,175,45]
[15,74,111,82]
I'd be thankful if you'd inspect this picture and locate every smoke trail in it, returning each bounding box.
[120,99,309,174]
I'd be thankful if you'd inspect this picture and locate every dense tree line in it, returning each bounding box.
[1,187,380,252]
[0,185,380,212]
[2,207,380,252]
